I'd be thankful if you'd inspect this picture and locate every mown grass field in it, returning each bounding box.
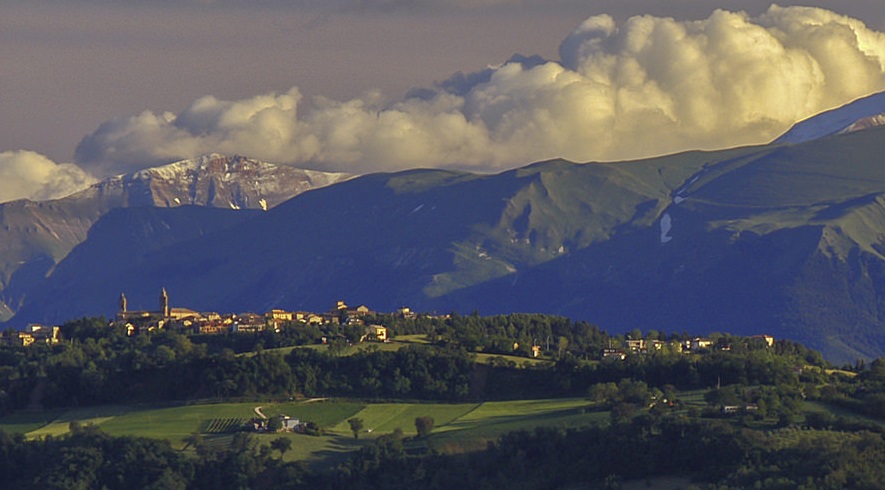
[0,409,66,435]
[3,390,876,469]
[802,400,885,429]
[253,334,555,367]
[0,397,604,463]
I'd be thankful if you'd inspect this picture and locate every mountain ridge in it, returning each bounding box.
[12,128,885,363]
[7,104,885,362]
[775,90,885,144]
[0,154,351,321]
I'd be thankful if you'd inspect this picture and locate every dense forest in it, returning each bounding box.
[1,314,884,488]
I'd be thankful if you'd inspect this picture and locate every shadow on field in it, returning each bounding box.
[305,434,371,470]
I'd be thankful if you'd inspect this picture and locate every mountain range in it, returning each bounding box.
[0,154,350,321]
[4,93,885,364]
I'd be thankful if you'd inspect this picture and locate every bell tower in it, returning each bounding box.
[160,288,170,317]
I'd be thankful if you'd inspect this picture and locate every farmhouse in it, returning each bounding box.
[233,313,266,333]
[689,337,714,351]
[625,339,647,352]
[332,300,373,318]
[25,324,59,344]
[363,324,388,342]
[1,330,35,347]
[267,309,294,322]
[750,334,775,347]
[603,348,627,360]
[721,404,759,415]
[282,416,302,432]
[266,309,294,330]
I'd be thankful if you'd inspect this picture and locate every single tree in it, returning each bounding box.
[184,431,204,451]
[415,416,434,438]
[271,436,292,459]
[348,417,364,439]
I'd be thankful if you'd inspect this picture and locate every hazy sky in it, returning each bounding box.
[2,1,885,201]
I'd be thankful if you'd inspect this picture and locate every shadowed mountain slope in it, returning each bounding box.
[8,128,885,363]
[0,154,350,321]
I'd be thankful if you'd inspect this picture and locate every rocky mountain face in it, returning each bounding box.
[84,153,351,210]
[0,154,351,321]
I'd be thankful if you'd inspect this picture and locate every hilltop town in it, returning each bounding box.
[113,288,400,341]
[2,288,422,349]
[1,287,780,364]
[0,290,881,489]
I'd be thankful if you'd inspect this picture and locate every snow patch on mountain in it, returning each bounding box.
[775,91,885,144]
[68,154,352,211]
[660,213,673,244]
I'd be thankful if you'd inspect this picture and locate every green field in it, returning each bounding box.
[247,336,426,358]
[802,400,885,429]
[0,409,66,435]
[329,402,478,436]
[431,398,607,451]
[89,402,257,448]
[0,397,606,463]
[8,392,870,469]
[253,335,549,367]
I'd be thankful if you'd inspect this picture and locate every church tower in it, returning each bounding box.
[119,292,128,314]
[160,288,170,318]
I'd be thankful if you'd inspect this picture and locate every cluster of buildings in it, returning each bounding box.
[0,323,60,347]
[115,288,390,341]
[246,414,304,433]
[602,334,775,360]
[4,289,779,361]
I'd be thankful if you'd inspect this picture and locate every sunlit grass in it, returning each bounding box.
[1,396,610,461]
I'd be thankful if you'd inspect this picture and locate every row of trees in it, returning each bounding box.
[2,406,881,489]
[1,314,884,488]
[0,425,316,489]
[346,416,434,439]
[364,312,828,364]
[0,318,478,412]
[332,413,885,489]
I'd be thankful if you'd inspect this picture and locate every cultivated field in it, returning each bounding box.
[0,397,603,463]
[2,391,874,468]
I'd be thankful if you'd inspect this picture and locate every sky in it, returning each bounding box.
[2,1,885,202]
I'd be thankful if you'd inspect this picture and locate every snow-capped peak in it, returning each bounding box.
[774,91,885,145]
[70,153,352,210]
[128,154,261,182]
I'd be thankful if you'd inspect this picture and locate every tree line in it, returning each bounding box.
[1,314,885,488]
[0,314,842,413]
[3,411,882,489]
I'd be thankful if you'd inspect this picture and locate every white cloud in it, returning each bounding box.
[74,5,885,176]
[0,151,96,203]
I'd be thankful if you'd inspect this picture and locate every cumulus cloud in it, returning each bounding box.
[75,5,885,176]
[0,151,96,203]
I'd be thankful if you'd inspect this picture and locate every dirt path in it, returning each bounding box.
[253,406,267,419]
